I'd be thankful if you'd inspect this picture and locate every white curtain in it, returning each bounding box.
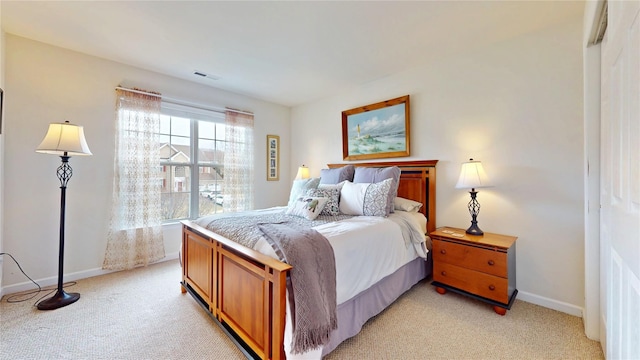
[103,88,165,270]
[224,110,254,212]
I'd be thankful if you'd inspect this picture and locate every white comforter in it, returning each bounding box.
[200,206,427,303]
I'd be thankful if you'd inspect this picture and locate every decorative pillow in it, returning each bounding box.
[286,196,328,220]
[288,177,320,207]
[394,197,423,213]
[318,180,346,191]
[320,165,355,184]
[307,188,341,216]
[339,179,392,217]
[353,166,401,214]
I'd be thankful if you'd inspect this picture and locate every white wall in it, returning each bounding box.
[291,19,585,314]
[1,34,291,293]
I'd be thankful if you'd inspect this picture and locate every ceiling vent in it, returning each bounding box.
[193,71,220,81]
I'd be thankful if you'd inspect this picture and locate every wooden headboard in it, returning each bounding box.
[327,160,438,234]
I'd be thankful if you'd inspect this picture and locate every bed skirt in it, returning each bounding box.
[321,255,432,356]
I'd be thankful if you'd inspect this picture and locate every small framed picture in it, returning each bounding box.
[266,135,279,181]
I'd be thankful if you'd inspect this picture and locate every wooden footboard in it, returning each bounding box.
[181,221,291,360]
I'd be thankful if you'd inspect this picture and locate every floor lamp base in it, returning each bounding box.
[37,290,80,310]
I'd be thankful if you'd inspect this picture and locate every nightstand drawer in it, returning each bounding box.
[433,262,509,304]
[433,239,508,278]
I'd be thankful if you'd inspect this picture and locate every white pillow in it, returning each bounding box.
[394,197,423,213]
[339,179,392,217]
[286,196,328,220]
[288,177,320,207]
[408,211,428,235]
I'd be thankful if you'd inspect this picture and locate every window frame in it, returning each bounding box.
[159,103,226,222]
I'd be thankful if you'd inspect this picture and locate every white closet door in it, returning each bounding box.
[600,1,640,358]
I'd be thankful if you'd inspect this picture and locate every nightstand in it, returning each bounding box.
[430,227,517,315]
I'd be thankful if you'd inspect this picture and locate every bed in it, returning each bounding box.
[180,160,438,359]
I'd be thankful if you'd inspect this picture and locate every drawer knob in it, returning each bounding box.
[440,249,447,254]
[488,260,495,266]
[488,285,496,291]
[441,271,447,276]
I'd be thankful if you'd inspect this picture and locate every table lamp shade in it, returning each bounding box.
[36,122,92,156]
[455,159,490,189]
[295,165,310,180]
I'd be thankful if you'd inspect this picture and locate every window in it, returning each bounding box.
[108,87,253,269]
[158,103,227,221]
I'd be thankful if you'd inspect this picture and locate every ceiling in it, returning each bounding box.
[1,1,584,107]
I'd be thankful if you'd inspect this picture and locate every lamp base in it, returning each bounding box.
[37,290,80,310]
[465,223,484,236]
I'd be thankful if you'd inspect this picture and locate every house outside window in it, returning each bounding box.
[159,103,226,221]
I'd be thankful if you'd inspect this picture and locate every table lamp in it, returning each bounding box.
[455,158,491,235]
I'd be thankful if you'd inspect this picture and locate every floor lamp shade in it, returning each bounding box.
[36,122,92,156]
[36,121,91,310]
[455,159,491,235]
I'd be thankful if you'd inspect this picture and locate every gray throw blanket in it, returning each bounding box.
[258,222,337,354]
[199,212,353,250]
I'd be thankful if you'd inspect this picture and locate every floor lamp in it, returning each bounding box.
[36,121,92,310]
[455,158,491,236]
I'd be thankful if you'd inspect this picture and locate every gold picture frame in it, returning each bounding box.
[267,134,279,181]
[342,95,410,161]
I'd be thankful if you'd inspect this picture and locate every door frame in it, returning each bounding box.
[583,0,607,343]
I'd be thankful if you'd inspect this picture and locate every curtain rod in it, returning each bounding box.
[115,86,254,116]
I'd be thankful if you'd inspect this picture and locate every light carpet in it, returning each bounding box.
[1,259,603,359]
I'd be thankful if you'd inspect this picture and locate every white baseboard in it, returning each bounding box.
[0,252,179,298]
[600,313,607,357]
[517,290,584,317]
